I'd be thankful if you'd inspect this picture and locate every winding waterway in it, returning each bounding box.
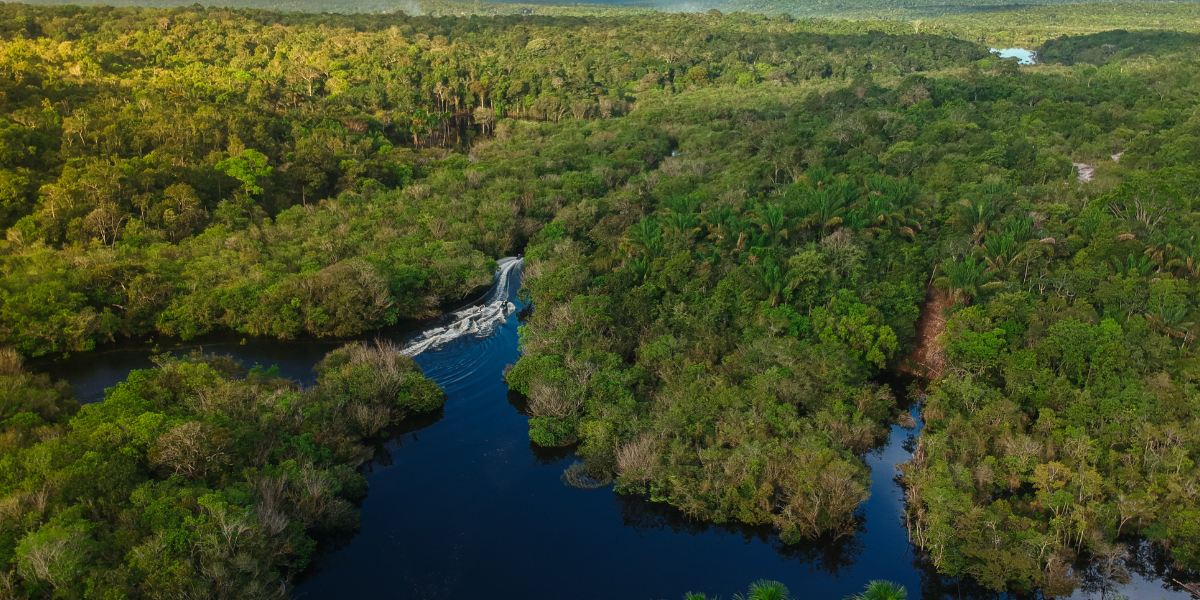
[32,261,1192,600]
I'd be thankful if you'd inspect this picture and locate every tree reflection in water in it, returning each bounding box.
[614,494,868,576]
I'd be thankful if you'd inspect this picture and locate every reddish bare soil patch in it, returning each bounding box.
[902,283,952,379]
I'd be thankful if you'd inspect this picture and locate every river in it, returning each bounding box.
[31,260,1192,600]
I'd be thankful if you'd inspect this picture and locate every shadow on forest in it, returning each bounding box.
[1039,30,1200,66]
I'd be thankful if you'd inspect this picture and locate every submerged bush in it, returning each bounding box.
[561,461,613,489]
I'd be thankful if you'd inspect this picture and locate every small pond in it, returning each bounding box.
[991,47,1037,65]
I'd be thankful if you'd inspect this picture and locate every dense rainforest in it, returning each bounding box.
[0,3,995,357]
[0,1,1196,598]
[0,340,444,597]
[505,11,1200,599]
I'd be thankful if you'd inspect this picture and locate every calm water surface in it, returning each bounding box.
[990,47,1037,64]
[32,264,1191,600]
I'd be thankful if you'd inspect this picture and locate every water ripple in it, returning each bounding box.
[397,257,523,387]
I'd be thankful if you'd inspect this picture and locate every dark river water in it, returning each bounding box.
[31,262,1192,600]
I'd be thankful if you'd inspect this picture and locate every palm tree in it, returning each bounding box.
[801,166,832,188]
[1111,253,1155,279]
[627,257,651,283]
[864,173,919,208]
[792,180,854,233]
[935,256,995,304]
[1152,233,1198,280]
[1005,217,1033,244]
[665,194,701,215]
[757,203,789,244]
[666,211,701,241]
[735,579,791,600]
[747,258,790,307]
[847,580,908,600]
[952,196,998,245]
[981,229,1026,276]
[626,218,664,258]
[1147,304,1196,344]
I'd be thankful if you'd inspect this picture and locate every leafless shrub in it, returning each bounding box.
[84,203,128,247]
[26,485,53,515]
[546,303,574,332]
[570,101,593,120]
[427,217,449,240]
[16,519,89,588]
[522,258,544,281]
[34,426,60,444]
[19,541,71,586]
[775,464,866,540]
[660,156,686,177]
[1110,198,1168,234]
[149,421,231,480]
[404,184,430,200]
[348,401,392,438]
[1003,434,1043,472]
[0,348,22,377]
[824,419,881,454]
[598,96,626,119]
[615,436,657,484]
[323,340,410,404]
[1041,548,1082,597]
[526,379,580,418]
[302,262,395,331]
[821,229,865,279]
[292,470,332,527]
[898,84,931,106]
[0,570,17,600]
[718,187,746,207]
[0,497,22,525]
[636,72,660,92]
[972,463,995,487]
[257,474,288,525]
[191,380,259,420]
[563,354,597,387]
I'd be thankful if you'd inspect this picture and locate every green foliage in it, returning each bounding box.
[491,17,1198,598]
[217,149,273,196]
[847,580,909,600]
[0,341,442,598]
[528,416,578,447]
[903,161,1200,592]
[735,580,791,600]
[0,2,1197,597]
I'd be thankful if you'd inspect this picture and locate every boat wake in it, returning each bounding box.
[400,257,522,357]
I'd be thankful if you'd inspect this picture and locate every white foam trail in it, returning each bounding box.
[400,257,522,357]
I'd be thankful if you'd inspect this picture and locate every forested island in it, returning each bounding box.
[0,1,1197,598]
